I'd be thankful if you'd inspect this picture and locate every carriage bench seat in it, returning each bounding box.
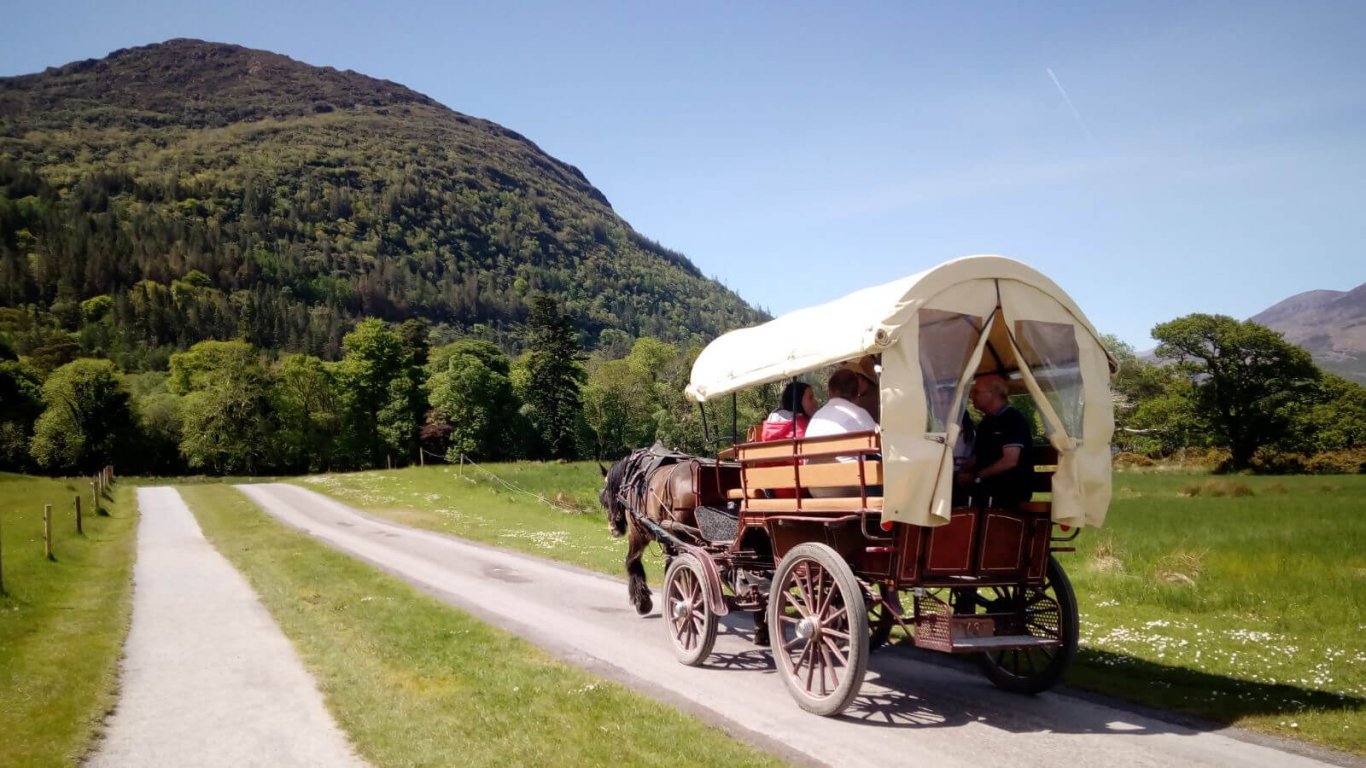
[730,432,882,512]
[726,438,1060,514]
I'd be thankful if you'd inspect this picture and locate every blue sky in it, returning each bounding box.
[3,1,1363,348]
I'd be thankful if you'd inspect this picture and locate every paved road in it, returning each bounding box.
[237,482,1355,768]
[89,487,369,768]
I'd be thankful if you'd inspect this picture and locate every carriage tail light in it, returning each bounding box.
[1060,525,1071,532]
[880,520,894,532]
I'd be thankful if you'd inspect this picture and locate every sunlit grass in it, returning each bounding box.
[293,462,650,578]
[0,475,137,768]
[183,484,783,768]
[1068,472,1365,753]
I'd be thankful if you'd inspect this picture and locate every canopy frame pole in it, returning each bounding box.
[698,401,710,444]
[731,393,738,444]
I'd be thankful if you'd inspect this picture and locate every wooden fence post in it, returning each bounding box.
[75,495,83,535]
[0,505,6,595]
[44,504,53,561]
[92,482,99,515]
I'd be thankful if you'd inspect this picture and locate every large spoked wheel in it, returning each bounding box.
[768,543,870,716]
[963,556,1078,694]
[664,554,719,666]
[868,583,899,652]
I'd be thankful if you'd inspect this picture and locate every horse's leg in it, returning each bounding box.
[753,610,769,646]
[625,523,653,615]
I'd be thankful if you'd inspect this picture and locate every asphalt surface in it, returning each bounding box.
[235,482,1358,768]
[87,487,369,768]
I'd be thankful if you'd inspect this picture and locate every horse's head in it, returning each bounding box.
[600,457,629,537]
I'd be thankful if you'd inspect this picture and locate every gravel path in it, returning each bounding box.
[87,487,369,768]
[237,482,1357,768]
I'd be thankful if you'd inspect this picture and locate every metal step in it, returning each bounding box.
[949,634,1059,651]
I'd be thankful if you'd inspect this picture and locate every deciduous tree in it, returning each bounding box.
[29,358,134,472]
[1152,314,1319,469]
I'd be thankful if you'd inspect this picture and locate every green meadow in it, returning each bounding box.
[0,475,137,768]
[299,464,1366,755]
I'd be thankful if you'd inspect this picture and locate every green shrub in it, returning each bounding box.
[1304,449,1366,475]
[1248,448,1308,475]
[1113,452,1155,468]
[1168,446,1230,469]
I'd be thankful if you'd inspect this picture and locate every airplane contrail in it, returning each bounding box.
[1047,67,1097,144]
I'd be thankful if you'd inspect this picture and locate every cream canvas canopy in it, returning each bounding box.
[687,255,1116,529]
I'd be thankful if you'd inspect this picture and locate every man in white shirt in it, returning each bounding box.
[806,367,878,443]
[805,364,878,497]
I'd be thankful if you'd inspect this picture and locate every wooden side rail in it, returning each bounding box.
[731,431,882,509]
[735,431,879,462]
[744,461,883,494]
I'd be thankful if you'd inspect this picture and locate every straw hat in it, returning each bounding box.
[840,355,879,385]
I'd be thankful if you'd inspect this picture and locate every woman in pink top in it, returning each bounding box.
[761,381,817,441]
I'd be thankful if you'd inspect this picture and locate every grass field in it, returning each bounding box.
[1070,472,1365,752]
[181,484,784,768]
[0,474,137,768]
[299,463,1365,755]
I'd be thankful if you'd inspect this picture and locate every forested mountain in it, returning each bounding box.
[0,39,763,367]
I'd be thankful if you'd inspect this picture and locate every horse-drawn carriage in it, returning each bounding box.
[601,255,1116,716]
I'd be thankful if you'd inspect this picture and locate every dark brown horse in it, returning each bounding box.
[599,447,700,615]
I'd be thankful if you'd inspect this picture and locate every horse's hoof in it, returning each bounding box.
[635,596,653,616]
[754,628,769,646]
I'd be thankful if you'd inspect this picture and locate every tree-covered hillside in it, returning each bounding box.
[0,39,763,367]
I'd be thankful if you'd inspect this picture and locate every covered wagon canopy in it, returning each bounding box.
[687,255,1117,529]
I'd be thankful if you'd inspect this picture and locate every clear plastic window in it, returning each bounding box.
[1014,320,1084,438]
[918,309,983,431]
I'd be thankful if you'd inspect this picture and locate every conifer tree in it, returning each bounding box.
[522,297,584,459]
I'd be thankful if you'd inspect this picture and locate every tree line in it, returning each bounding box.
[1107,314,1364,473]
[0,301,1361,476]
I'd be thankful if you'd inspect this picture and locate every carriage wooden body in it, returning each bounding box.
[631,256,1113,715]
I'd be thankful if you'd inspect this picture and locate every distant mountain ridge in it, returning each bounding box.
[1251,283,1366,383]
[0,39,763,362]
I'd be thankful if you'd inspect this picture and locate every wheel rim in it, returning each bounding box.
[667,565,707,653]
[774,560,856,699]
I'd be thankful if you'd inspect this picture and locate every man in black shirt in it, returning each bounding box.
[954,374,1034,505]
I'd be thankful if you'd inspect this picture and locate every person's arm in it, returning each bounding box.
[974,446,1021,479]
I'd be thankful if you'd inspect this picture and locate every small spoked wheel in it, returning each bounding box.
[664,553,718,666]
[768,543,869,716]
[963,556,1078,694]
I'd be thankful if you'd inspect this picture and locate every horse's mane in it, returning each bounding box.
[604,443,701,536]
[603,454,632,536]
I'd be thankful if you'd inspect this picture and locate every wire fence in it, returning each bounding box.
[423,450,587,515]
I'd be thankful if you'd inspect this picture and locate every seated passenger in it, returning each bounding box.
[806,365,879,497]
[954,373,1035,506]
[806,366,877,444]
[760,381,816,441]
[847,355,881,423]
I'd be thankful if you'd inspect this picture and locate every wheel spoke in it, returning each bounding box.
[803,643,817,689]
[792,568,815,619]
[814,571,835,618]
[820,635,849,666]
[818,642,835,694]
